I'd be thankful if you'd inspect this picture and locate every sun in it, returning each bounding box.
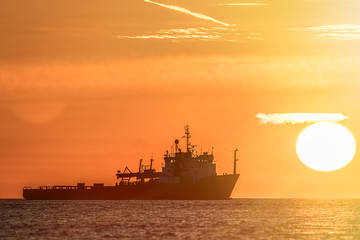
[296,122,356,171]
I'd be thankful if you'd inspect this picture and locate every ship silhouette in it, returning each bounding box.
[23,125,239,200]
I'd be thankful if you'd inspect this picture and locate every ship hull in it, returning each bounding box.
[23,174,239,200]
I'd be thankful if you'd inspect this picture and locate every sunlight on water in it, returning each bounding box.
[1,199,360,239]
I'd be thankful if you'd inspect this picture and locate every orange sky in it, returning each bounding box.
[1,0,360,198]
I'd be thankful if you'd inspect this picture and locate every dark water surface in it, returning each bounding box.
[1,199,360,239]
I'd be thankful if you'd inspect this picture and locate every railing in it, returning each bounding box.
[23,181,157,190]
[23,186,92,190]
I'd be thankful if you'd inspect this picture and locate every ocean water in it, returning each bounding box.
[1,199,360,239]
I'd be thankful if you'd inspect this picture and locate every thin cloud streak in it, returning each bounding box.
[256,113,348,125]
[218,3,267,6]
[118,34,221,40]
[115,27,243,42]
[292,24,360,40]
[144,0,230,26]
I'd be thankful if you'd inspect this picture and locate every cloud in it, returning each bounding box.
[1,55,360,103]
[115,27,243,42]
[256,113,348,125]
[217,3,267,6]
[292,24,360,40]
[144,0,230,26]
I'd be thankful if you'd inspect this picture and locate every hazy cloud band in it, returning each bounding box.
[256,113,348,125]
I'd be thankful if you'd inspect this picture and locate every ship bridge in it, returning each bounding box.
[159,125,217,184]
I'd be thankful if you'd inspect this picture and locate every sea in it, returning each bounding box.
[1,199,360,239]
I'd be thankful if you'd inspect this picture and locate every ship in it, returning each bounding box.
[23,125,239,200]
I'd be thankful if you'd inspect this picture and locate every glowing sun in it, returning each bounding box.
[296,122,356,171]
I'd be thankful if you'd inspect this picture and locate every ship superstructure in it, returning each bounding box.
[23,125,239,200]
[160,125,216,183]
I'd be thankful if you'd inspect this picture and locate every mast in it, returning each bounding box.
[233,148,238,175]
[150,157,153,170]
[185,124,191,153]
[139,159,143,173]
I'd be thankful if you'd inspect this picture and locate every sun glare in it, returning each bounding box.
[296,122,356,171]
